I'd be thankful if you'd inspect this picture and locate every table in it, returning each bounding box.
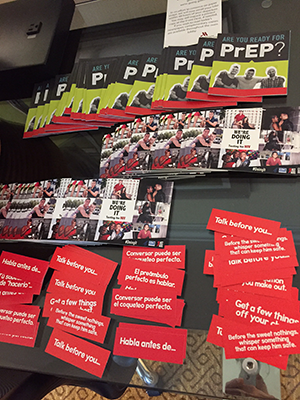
[0,173,299,399]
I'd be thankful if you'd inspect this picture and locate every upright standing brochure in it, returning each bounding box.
[83,57,117,122]
[159,45,237,110]
[23,82,45,138]
[126,53,161,115]
[105,54,144,118]
[209,31,290,97]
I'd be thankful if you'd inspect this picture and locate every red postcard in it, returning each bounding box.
[50,246,117,285]
[0,251,49,280]
[122,246,186,269]
[0,304,40,347]
[118,260,185,296]
[45,328,110,378]
[203,250,215,275]
[114,323,187,364]
[207,209,281,242]
[47,305,110,344]
[223,317,300,359]
[43,290,104,317]
[218,289,300,328]
[110,289,183,327]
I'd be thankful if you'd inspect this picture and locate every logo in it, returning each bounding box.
[278,168,287,174]
[252,167,266,172]
[125,240,137,245]
[148,241,156,247]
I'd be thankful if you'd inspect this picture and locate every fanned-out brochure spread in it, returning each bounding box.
[0,178,173,247]
[100,106,300,177]
[23,30,291,147]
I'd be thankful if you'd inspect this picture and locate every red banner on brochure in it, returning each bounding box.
[114,323,187,364]
[45,329,110,378]
[207,209,281,242]
[118,260,185,295]
[122,246,186,269]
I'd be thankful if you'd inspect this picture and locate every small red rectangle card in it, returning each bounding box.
[110,289,181,327]
[207,209,281,242]
[0,251,49,282]
[228,277,294,300]
[0,290,33,304]
[215,230,296,259]
[43,290,104,317]
[50,246,117,285]
[122,246,186,269]
[0,304,40,347]
[45,328,110,378]
[206,314,224,348]
[117,260,185,295]
[218,289,300,328]
[0,273,43,295]
[47,271,104,300]
[47,305,110,344]
[203,250,215,275]
[223,317,300,359]
[114,323,187,364]
[214,265,296,287]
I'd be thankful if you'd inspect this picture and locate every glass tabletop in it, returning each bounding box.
[0,172,299,399]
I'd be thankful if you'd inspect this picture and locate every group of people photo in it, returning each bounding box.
[212,64,286,90]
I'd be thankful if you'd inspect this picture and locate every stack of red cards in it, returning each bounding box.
[0,251,49,347]
[44,245,117,378]
[112,246,188,364]
[205,209,300,370]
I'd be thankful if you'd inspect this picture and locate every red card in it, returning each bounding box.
[207,209,281,242]
[43,290,104,317]
[118,260,185,296]
[206,314,224,348]
[0,304,40,347]
[0,251,49,281]
[47,270,103,299]
[0,290,33,304]
[122,246,186,269]
[214,265,296,287]
[50,246,117,285]
[0,273,43,295]
[203,250,215,275]
[47,305,110,344]
[206,315,289,370]
[218,289,300,328]
[114,323,187,364]
[110,289,183,327]
[215,230,296,259]
[45,328,110,378]
[223,317,300,359]
[228,277,294,300]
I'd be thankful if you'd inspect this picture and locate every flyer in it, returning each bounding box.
[0,178,173,247]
